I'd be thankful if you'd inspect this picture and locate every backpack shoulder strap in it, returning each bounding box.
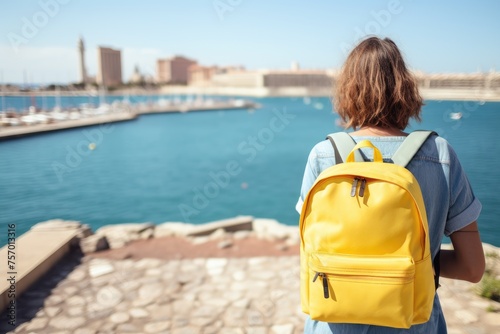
[391,130,437,167]
[326,132,363,163]
[393,130,441,290]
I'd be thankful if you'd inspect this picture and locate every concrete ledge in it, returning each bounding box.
[0,221,85,313]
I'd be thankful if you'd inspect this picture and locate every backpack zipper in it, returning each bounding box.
[359,179,366,197]
[313,270,413,299]
[350,178,359,197]
[351,177,366,197]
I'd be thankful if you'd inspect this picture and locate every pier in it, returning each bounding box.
[0,100,258,140]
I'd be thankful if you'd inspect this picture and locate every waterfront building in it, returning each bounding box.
[188,65,218,86]
[211,70,264,88]
[263,70,334,88]
[414,71,500,90]
[205,68,333,89]
[198,66,499,93]
[188,65,245,86]
[156,56,197,84]
[77,36,88,84]
[97,46,123,87]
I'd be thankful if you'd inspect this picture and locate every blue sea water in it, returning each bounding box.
[0,96,499,247]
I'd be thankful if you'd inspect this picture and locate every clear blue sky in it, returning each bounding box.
[1,0,499,84]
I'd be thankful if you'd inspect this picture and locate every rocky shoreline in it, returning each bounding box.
[1,218,499,333]
[41,216,298,256]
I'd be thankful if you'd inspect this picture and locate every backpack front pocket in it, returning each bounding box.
[308,252,416,329]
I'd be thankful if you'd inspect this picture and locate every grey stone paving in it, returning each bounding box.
[1,253,499,334]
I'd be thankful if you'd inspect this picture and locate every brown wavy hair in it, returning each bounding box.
[334,37,423,130]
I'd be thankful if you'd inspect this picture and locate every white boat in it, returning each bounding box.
[0,112,21,127]
[233,99,246,107]
[157,98,171,107]
[51,109,68,121]
[314,102,324,110]
[68,111,82,120]
[450,112,462,120]
[204,98,215,106]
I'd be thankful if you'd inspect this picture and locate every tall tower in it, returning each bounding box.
[78,36,88,84]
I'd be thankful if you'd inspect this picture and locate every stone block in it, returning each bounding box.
[80,234,109,254]
[253,218,298,241]
[209,228,227,240]
[187,216,253,237]
[155,222,195,238]
[95,222,154,249]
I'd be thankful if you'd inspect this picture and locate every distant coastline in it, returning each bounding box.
[4,86,500,102]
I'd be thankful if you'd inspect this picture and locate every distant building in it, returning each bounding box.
[156,56,197,84]
[129,65,144,84]
[211,70,264,88]
[413,71,500,90]
[97,46,122,87]
[205,68,333,89]
[77,36,88,84]
[188,65,218,86]
[263,70,333,88]
[188,65,245,86]
[187,66,333,89]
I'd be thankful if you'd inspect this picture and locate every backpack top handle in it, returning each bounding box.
[346,140,383,163]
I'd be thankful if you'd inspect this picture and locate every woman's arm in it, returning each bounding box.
[439,221,485,283]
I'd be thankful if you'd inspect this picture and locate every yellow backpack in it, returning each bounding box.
[299,131,437,329]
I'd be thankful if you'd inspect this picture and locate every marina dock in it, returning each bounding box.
[0,100,258,140]
[0,112,138,140]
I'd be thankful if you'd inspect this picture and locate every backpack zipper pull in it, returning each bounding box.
[359,179,366,197]
[313,272,330,298]
[321,274,329,299]
[351,178,359,197]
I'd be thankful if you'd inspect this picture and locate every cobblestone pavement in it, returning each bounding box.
[1,253,499,334]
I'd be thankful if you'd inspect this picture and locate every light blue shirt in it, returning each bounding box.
[297,134,482,334]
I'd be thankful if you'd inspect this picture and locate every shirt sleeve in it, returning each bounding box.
[296,148,321,214]
[444,144,482,236]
